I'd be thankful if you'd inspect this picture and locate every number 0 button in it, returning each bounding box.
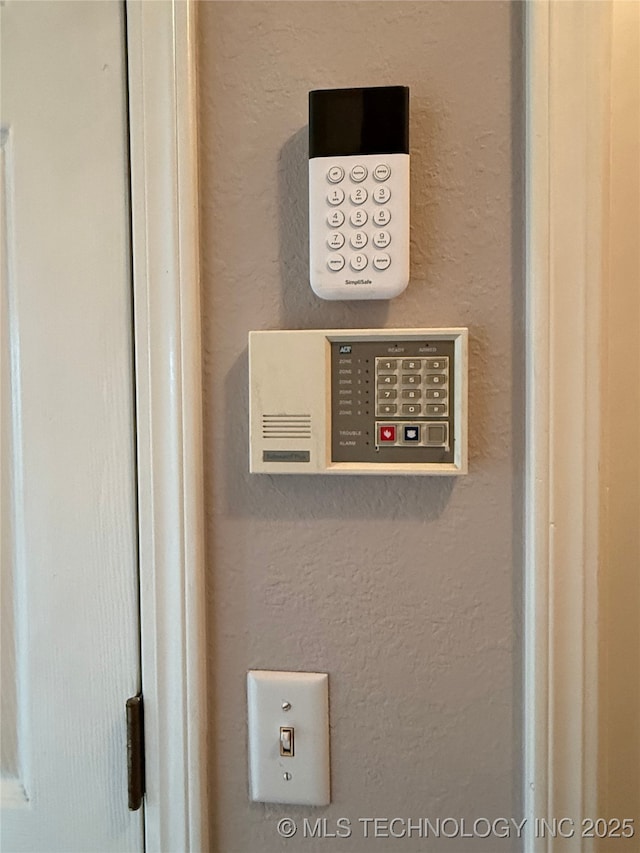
[350,254,368,271]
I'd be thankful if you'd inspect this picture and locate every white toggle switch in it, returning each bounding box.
[279,726,294,756]
[247,670,330,805]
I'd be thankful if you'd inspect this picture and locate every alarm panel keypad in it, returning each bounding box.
[330,339,456,465]
[376,356,449,420]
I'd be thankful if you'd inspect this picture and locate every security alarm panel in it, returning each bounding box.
[249,329,468,475]
[309,86,410,301]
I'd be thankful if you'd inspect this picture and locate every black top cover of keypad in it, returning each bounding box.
[309,86,409,158]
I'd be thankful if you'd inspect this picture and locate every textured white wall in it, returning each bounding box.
[198,3,524,851]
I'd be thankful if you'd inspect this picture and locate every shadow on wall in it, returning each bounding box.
[222,347,456,521]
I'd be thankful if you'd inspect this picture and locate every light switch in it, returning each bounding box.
[247,670,330,805]
[279,726,294,756]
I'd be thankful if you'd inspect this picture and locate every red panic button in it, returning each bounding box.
[378,424,397,443]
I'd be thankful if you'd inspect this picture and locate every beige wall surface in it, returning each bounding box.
[198,3,524,851]
[598,0,640,839]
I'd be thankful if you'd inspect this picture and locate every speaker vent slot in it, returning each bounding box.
[262,414,312,441]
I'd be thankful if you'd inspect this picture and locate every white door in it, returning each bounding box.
[1,2,143,851]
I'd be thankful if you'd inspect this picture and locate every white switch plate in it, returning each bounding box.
[247,670,330,805]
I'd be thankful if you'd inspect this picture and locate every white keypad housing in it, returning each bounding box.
[309,152,410,300]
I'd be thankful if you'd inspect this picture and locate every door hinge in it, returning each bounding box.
[126,693,145,811]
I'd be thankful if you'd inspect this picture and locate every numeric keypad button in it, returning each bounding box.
[327,166,344,183]
[373,230,391,248]
[402,374,421,385]
[327,232,345,250]
[373,208,391,226]
[377,403,397,416]
[328,210,345,228]
[426,404,447,416]
[426,358,448,371]
[373,185,391,204]
[378,374,398,385]
[402,404,421,416]
[350,253,368,272]
[327,255,345,272]
[350,231,368,249]
[426,389,447,400]
[402,389,421,399]
[327,188,345,205]
[373,163,391,181]
[373,253,391,271]
[378,389,397,399]
[425,373,446,386]
[350,164,367,182]
[377,359,397,372]
[350,209,368,227]
[350,187,368,205]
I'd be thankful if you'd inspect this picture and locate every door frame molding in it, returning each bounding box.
[524,3,609,849]
[126,2,208,851]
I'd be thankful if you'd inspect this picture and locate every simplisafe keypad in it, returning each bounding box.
[309,87,410,301]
